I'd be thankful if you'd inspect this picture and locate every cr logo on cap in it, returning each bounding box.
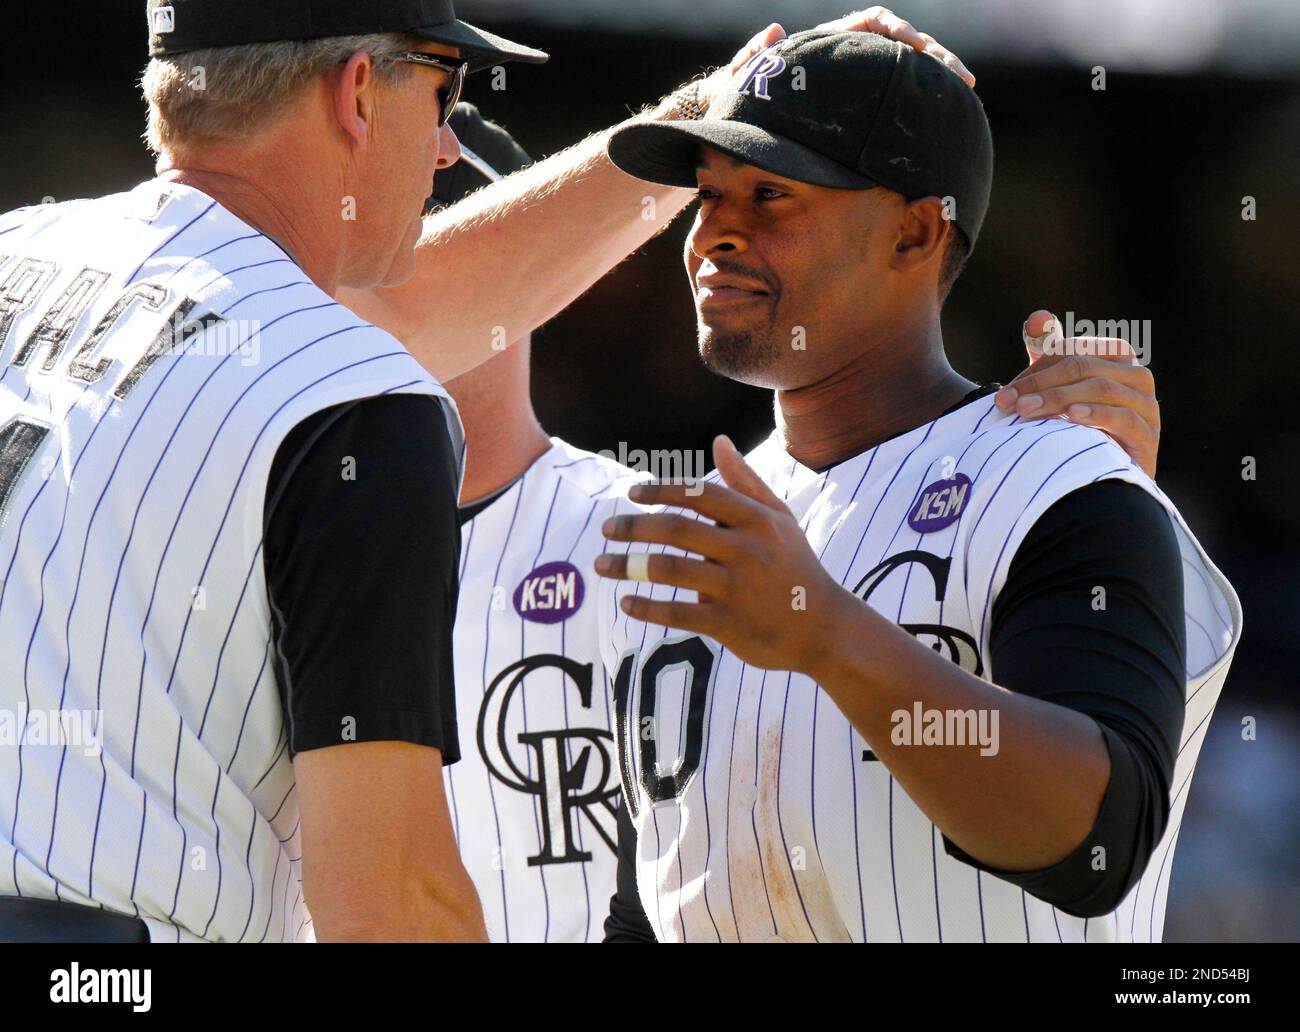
[152,5,176,34]
[737,51,788,100]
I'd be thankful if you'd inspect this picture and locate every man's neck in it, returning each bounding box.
[775,328,977,472]
[158,156,342,295]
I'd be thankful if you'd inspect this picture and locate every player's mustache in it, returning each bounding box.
[697,261,779,297]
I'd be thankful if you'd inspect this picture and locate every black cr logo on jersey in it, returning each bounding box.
[851,549,983,676]
[477,653,619,866]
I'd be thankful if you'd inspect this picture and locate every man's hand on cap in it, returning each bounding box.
[685,7,975,122]
[816,7,975,87]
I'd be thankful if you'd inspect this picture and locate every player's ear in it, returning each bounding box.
[890,195,949,275]
[332,50,374,147]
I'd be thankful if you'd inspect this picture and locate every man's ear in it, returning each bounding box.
[890,195,950,274]
[332,50,374,146]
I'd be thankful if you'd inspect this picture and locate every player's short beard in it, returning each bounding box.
[698,323,784,382]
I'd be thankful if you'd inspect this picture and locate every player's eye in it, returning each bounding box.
[755,186,788,201]
[695,185,721,202]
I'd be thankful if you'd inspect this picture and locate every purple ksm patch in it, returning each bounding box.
[908,473,973,533]
[513,561,584,624]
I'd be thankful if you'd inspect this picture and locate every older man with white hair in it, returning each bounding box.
[0,0,544,943]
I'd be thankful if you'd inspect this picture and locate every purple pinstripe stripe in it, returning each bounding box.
[1185,610,1216,653]
[625,532,677,939]
[722,664,776,939]
[188,553,289,936]
[278,867,293,941]
[747,668,780,936]
[674,622,692,934]
[446,516,477,844]
[694,636,726,941]
[199,771,224,938]
[458,512,476,580]
[478,477,529,940]
[734,457,800,940]
[520,478,563,942]
[229,646,271,939]
[1185,669,1219,711]
[224,637,271,776]
[956,427,1029,606]
[1091,467,1130,482]
[696,457,806,930]
[266,780,295,825]
[1180,555,1232,637]
[562,493,604,940]
[0,370,44,894]
[165,716,188,918]
[888,778,906,940]
[218,257,293,280]
[1132,705,1215,941]
[551,455,598,470]
[235,806,260,941]
[251,734,289,793]
[126,200,218,284]
[255,840,284,942]
[931,826,943,942]
[164,233,263,283]
[769,467,829,941]
[848,720,866,940]
[663,471,724,940]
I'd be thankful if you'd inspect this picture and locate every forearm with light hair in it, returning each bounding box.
[339,111,693,383]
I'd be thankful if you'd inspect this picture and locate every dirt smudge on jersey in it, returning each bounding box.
[752,725,851,942]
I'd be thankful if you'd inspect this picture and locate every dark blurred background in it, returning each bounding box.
[7,1,1297,940]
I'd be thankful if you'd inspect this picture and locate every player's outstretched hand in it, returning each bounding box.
[697,7,973,118]
[996,309,1161,478]
[596,436,849,675]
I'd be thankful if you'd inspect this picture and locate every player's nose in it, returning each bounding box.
[435,122,462,170]
[687,209,748,261]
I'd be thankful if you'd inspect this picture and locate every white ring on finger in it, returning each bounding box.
[627,553,651,583]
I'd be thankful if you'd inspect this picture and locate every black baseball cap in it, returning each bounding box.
[146,0,548,73]
[608,30,993,247]
[428,103,533,210]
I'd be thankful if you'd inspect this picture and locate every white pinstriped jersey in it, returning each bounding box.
[0,180,461,942]
[448,439,642,942]
[599,397,1241,942]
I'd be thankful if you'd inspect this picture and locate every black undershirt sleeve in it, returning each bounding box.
[603,797,657,942]
[941,479,1187,917]
[263,393,462,761]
